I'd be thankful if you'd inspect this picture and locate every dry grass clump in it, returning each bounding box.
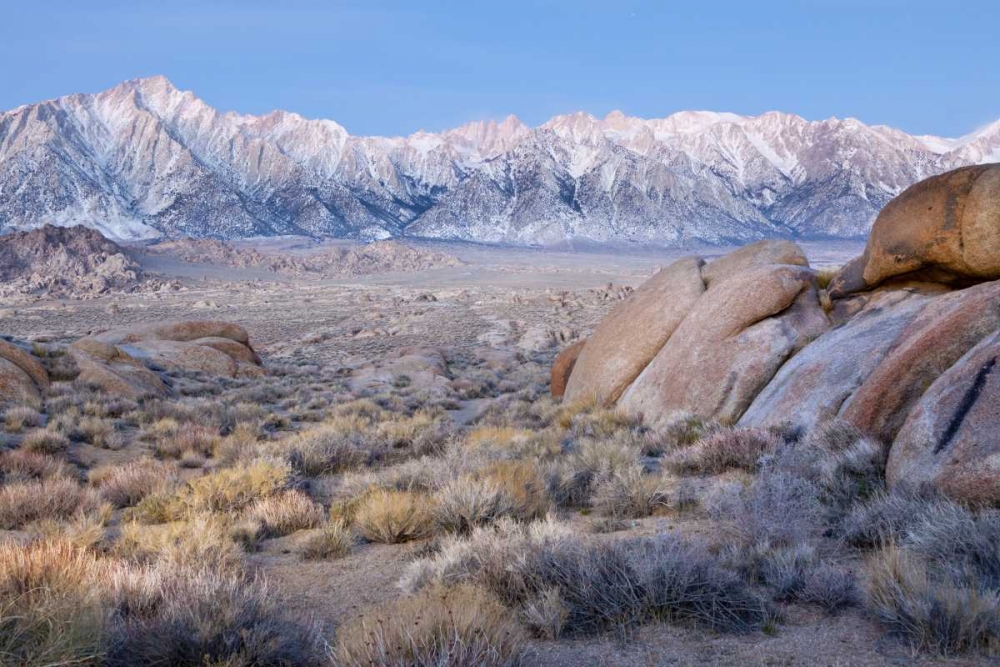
[182,459,290,514]
[89,460,177,508]
[115,515,245,572]
[0,478,105,530]
[403,518,772,638]
[335,584,526,667]
[20,428,70,455]
[0,449,74,482]
[245,490,324,538]
[645,412,720,455]
[591,465,674,519]
[301,520,354,560]
[0,539,325,666]
[545,434,642,507]
[865,545,1000,655]
[76,415,123,449]
[354,489,435,543]
[285,419,370,475]
[665,427,781,475]
[152,423,221,460]
[3,405,41,433]
[432,477,516,535]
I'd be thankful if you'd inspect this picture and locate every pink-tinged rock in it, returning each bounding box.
[551,340,586,398]
[620,264,829,425]
[887,331,1000,505]
[701,240,809,288]
[842,281,1000,442]
[565,256,705,405]
[740,290,931,432]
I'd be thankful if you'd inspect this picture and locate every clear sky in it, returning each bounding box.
[3,0,997,138]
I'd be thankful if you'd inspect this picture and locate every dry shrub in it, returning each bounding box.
[89,460,176,508]
[20,428,70,455]
[646,412,719,455]
[286,420,369,476]
[245,490,324,538]
[3,405,41,433]
[0,478,104,530]
[183,459,290,514]
[354,489,434,543]
[301,520,354,560]
[591,465,673,519]
[544,433,642,507]
[335,584,525,667]
[0,539,325,667]
[403,518,772,638]
[115,516,245,572]
[77,416,122,449]
[865,545,1000,655]
[214,421,266,464]
[479,460,550,521]
[0,449,74,482]
[665,427,781,475]
[432,477,515,535]
[153,424,221,460]
[465,426,532,452]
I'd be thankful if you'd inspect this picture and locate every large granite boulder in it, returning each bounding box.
[69,338,169,399]
[841,280,1000,442]
[0,340,49,404]
[564,257,705,404]
[844,164,1000,292]
[887,331,1000,505]
[88,320,262,378]
[620,264,829,425]
[740,290,931,432]
[551,340,586,398]
[701,240,808,287]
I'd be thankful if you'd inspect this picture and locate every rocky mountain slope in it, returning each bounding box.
[0,224,156,299]
[2,76,999,246]
[143,238,463,277]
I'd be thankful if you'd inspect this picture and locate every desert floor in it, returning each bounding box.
[4,239,991,666]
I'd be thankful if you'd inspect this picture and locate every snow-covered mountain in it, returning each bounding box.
[1,76,997,245]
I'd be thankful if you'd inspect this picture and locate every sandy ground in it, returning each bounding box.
[6,238,990,666]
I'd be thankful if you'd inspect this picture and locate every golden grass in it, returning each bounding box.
[335,584,525,667]
[89,460,176,508]
[354,489,435,543]
[0,478,105,530]
[301,520,354,560]
[3,405,41,433]
[0,449,74,482]
[182,459,289,514]
[20,428,70,455]
[245,490,324,538]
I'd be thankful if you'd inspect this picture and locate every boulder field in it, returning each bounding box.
[0,321,263,403]
[553,163,1000,505]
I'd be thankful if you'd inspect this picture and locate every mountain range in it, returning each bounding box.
[1,76,998,246]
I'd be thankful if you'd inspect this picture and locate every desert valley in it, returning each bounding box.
[4,164,1000,666]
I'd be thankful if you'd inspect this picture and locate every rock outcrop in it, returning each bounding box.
[887,332,1000,505]
[553,165,1000,504]
[837,164,1000,293]
[0,224,153,300]
[551,340,586,398]
[564,257,704,404]
[0,340,50,405]
[87,320,262,379]
[66,320,263,399]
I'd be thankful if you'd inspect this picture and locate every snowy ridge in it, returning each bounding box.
[0,76,997,245]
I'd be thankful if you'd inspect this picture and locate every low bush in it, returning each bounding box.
[89,460,176,508]
[3,405,41,433]
[301,520,354,560]
[403,518,772,638]
[354,489,434,543]
[590,465,672,519]
[245,490,324,538]
[0,449,73,482]
[20,428,71,455]
[0,478,105,530]
[183,459,290,514]
[665,427,781,475]
[335,584,525,667]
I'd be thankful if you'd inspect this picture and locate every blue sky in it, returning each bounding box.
[3,0,997,137]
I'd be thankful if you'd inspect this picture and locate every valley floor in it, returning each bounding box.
[2,240,992,666]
